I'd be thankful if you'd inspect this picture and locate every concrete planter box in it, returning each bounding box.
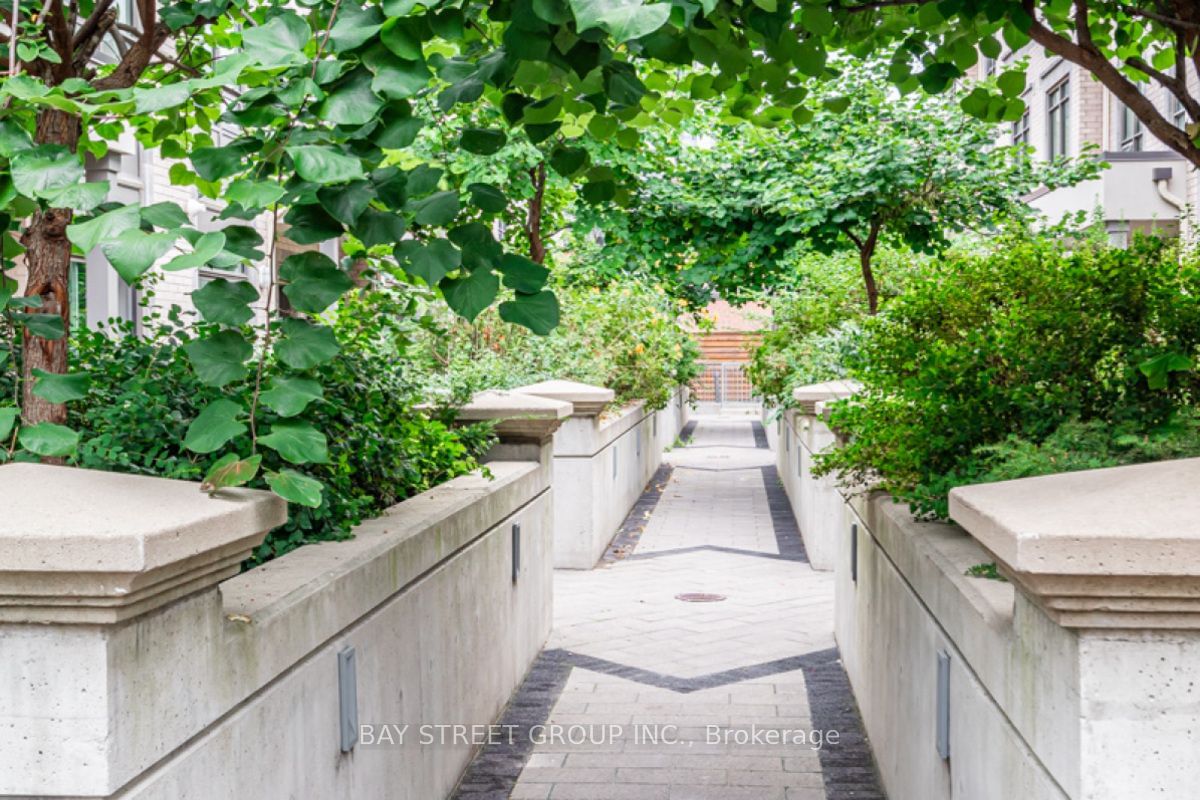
[517,382,690,569]
[828,459,1200,799]
[0,395,561,799]
[772,381,858,570]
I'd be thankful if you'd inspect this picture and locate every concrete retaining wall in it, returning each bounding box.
[1,444,555,798]
[546,388,690,569]
[837,495,1072,800]
[778,443,1200,799]
[774,407,843,570]
[768,379,1200,798]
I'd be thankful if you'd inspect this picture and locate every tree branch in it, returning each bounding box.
[71,0,115,58]
[1117,3,1200,30]
[71,6,116,73]
[1126,54,1200,121]
[1022,0,1200,168]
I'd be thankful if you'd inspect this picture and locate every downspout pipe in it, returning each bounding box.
[1153,166,1186,212]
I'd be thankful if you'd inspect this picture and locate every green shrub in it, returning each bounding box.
[747,249,920,408]
[969,411,1200,482]
[417,277,701,411]
[820,233,1200,518]
[70,286,493,563]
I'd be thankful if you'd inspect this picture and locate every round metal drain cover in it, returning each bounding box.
[675,592,727,603]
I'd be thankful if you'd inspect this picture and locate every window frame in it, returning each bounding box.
[1012,109,1031,148]
[1118,101,1144,152]
[1046,78,1071,159]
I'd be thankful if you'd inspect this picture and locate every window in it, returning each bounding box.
[68,259,86,332]
[1012,109,1031,148]
[1172,94,1188,129]
[1046,79,1071,159]
[1168,65,1188,130]
[1119,102,1144,152]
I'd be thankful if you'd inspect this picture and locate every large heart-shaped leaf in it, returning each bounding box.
[441,267,499,322]
[13,312,65,340]
[1139,352,1194,390]
[370,58,433,100]
[329,5,384,51]
[0,119,31,158]
[66,204,141,252]
[467,182,507,213]
[183,398,247,453]
[259,420,329,464]
[190,142,257,182]
[282,203,344,244]
[162,231,226,272]
[227,179,287,211]
[409,190,460,226]
[11,145,83,199]
[266,468,324,507]
[381,17,424,59]
[201,453,263,493]
[260,377,324,417]
[184,330,253,387]
[18,422,79,457]
[499,290,560,335]
[140,201,190,229]
[318,67,385,125]
[570,0,670,42]
[286,145,365,184]
[0,406,16,440]
[498,253,550,293]
[192,278,259,326]
[396,238,461,286]
[132,82,192,113]
[353,208,408,247]
[31,369,90,403]
[42,181,109,211]
[243,12,310,67]
[274,319,340,369]
[101,229,177,283]
[279,252,355,313]
[459,127,507,155]
[317,181,374,225]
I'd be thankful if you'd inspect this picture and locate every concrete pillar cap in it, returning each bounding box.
[791,380,861,415]
[0,463,286,624]
[513,379,615,416]
[949,458,1200,630]
[454,389,572,443]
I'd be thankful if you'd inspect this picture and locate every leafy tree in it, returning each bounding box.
[0,0,1194,503]
[817,0,1200,170]
[576,65,1096,311]
[0,0,817,501]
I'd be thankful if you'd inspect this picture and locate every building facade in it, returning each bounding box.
[975,46,1198,242]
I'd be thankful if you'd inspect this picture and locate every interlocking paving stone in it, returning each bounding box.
[454,416,885,800]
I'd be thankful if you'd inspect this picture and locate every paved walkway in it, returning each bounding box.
[455,416,884,800]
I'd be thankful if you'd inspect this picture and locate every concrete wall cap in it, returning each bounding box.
[454,389,571,443]
[949,458,1200,629]
[791,380,861,414]
[514,379,615,416]
[0,463,285,623]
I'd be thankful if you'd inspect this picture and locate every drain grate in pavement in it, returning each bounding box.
[675,592,727,602]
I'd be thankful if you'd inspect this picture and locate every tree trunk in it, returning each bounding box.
[524,162,547,264]
[19,108,80,427]
[859,221,881,315]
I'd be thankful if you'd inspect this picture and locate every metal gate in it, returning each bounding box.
[693,361,758,409]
